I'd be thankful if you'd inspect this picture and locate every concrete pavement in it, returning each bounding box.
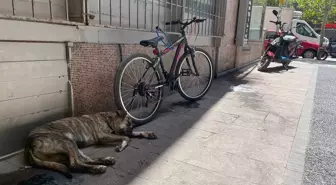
[0,60,328,185]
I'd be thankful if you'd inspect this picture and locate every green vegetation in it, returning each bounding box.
[253,0,336,24]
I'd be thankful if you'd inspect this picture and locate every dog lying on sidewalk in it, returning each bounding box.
[24,110,157,178]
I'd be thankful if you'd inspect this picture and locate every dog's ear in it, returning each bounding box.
[116,110,126,117]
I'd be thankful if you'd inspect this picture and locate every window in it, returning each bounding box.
[296,23,317,38]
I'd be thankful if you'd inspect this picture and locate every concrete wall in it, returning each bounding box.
[235,41,263,68]
[0,42,69,156]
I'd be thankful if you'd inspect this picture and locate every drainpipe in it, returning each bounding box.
[118,44,123,62]
[66,42,75,117]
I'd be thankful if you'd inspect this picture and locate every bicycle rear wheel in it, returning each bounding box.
[175,48,213,101]
[114,54,163,124]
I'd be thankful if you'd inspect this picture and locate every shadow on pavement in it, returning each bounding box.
[0,64,258,185]
[259,65,296,73]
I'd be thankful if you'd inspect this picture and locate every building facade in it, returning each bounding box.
[0,0,264,158]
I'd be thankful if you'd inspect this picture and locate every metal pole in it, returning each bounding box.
[175,1,177,32]
[170,1,172,32]
[120,0,122,27]
[158,0,160,28]
[145,0,147,29]
[49,0,53,20]
[99,0,101,24]
[32,0,35,18]
[137,0,139,29]
[207,0,211,35]
[12,0,16,16]
[318,0,330,52]
[164,0,167,31]
[187,0,190,33]
[152,0,154,30]
[129,0,131,28]
[215,0,220,36]
[65,0,69,21]
[110,0,112,25]
[83,0,88,25]
[191,0,194,34]
[202,0,205,35]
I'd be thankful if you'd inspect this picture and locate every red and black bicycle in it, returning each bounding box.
[114,17,214,124]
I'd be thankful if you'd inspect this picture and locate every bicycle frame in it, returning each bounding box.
[146,29,200,88]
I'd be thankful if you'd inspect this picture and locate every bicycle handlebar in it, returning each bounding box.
[165,17,206,29]
[270,20,282,25]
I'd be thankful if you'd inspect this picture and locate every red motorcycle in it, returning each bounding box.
[258,10,303,71]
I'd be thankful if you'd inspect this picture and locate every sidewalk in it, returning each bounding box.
[0,61,316,185]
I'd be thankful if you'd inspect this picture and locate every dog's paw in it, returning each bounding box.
[102,156,116,166]
[64,172,73,179]
[115,146,122,152]
[91,165,107,174]
[147,132,158,139]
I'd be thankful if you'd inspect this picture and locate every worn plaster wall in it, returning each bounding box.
[217,0,238,74]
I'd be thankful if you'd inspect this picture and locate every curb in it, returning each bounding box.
[282,66,318,185]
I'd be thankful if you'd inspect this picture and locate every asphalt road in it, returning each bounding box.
[303,65,336,185]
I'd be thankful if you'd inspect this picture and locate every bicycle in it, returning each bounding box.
[114,17,214,124]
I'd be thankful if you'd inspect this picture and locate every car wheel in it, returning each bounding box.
[331,53,336,58]
[302,49,316,59]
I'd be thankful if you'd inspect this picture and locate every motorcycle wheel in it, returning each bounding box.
[258,55,271,71]
[317,51,328,61]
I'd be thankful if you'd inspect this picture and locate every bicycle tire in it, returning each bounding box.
[114,53,163,125]
[175,48,214,101]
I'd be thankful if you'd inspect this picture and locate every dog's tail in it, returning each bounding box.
[25,137,73,179]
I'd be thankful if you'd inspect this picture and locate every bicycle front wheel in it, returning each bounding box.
[114,54,163,124]
[175,48,214,101]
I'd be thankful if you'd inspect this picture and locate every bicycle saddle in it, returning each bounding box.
[140,36,164,48]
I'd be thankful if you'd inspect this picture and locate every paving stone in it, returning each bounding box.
[163,162,247,185]
[211,106,268,121]
[4,152,26,168]
[137,157,183,182]
[249,130,294,149]
[0,160,19,174]
[232,116,297,137]
[237,142,290,167]
[159,140,209,162]
[265,113,300,124]
[127,177,163,185]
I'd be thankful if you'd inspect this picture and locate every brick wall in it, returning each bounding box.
[71,43,120,115]
[71,42,215,115]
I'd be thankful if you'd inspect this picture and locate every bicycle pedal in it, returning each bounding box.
[181,69,192,76]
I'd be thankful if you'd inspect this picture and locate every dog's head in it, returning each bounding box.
[104,110,134,135]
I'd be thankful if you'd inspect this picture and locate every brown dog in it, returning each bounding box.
[24,110,157,178]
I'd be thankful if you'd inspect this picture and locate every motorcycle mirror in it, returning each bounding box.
[272,10,278,16]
